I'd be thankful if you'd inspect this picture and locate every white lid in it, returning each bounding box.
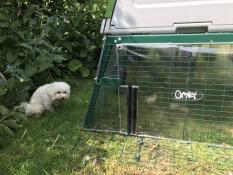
[104,0,233,34]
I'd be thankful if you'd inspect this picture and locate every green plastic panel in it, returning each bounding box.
[105,0,116,18]
[99,77,121,86]
[105,33,233,45]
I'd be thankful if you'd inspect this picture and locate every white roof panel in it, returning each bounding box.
[105,0,233,34]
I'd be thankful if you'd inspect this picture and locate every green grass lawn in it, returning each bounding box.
[0,79,233,175]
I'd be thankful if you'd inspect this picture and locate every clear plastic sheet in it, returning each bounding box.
[87,43,233,145]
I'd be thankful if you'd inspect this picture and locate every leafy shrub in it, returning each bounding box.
[0,0,106,82]
[28,0,106,77]
[0,0,107,136]
[0,75,27,136]
[0,105,27,136]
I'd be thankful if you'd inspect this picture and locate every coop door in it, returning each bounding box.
[118,43,233,144]
[84,45,129,133]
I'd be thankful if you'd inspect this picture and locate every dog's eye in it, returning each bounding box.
[57,91,61,94]
[63,91,67,94]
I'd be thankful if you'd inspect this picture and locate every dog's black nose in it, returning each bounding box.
[61,97,65,100]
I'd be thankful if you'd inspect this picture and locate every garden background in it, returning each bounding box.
[1,1,233,175]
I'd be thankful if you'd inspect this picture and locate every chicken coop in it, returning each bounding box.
[84,0,233,146]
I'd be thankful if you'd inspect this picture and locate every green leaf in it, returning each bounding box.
[36,39,50,47]
[81,67,90,78]
[0,36,7,44]
[36,54,53,73]
[24,64,38,77]
[18,52,25,57]
[19,43,33,50]
[2,119,21,129]
[0,105,9,116]
[36,60,53,73]
[80,50,87,58]
[62,42,72,52]
[68,59,82,72]
[88,45,96,51]
[23,15,28,24]
[16,31,25,39]
[7,52,18,63]
[0,124,14,136]
[0,87,7,96]
[10,112,27,122]
[0,11,9,21]
[0,72,6,81]
[53,55,67,63]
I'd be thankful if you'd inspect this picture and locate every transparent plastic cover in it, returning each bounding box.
[87,43,233,145]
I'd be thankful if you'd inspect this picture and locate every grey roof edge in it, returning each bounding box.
[101,19,233,34]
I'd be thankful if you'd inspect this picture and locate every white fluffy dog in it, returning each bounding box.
[22,82,70,116]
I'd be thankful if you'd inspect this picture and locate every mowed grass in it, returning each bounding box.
[0,79,233,175]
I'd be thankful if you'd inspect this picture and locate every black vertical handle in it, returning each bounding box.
[132,86,138,134]
[127,86,132,135]
[127,85,139,135]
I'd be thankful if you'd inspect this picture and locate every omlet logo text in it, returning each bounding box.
[172,90,203,101]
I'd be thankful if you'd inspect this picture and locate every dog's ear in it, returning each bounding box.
[46,86,54,99]
[66,86,71,95]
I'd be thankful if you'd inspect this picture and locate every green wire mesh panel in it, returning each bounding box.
[119,43,233,144]
[85,34,233,145]
[85,45,126,131]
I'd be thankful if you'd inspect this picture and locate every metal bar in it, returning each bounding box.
[127,86,132,135]
[132,86,139,134]
[82,128,233,150]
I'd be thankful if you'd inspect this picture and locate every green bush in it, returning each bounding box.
[0,74,27,136]
[0,105,27,136]
[0,0,106,79]
[0,0,107,136]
